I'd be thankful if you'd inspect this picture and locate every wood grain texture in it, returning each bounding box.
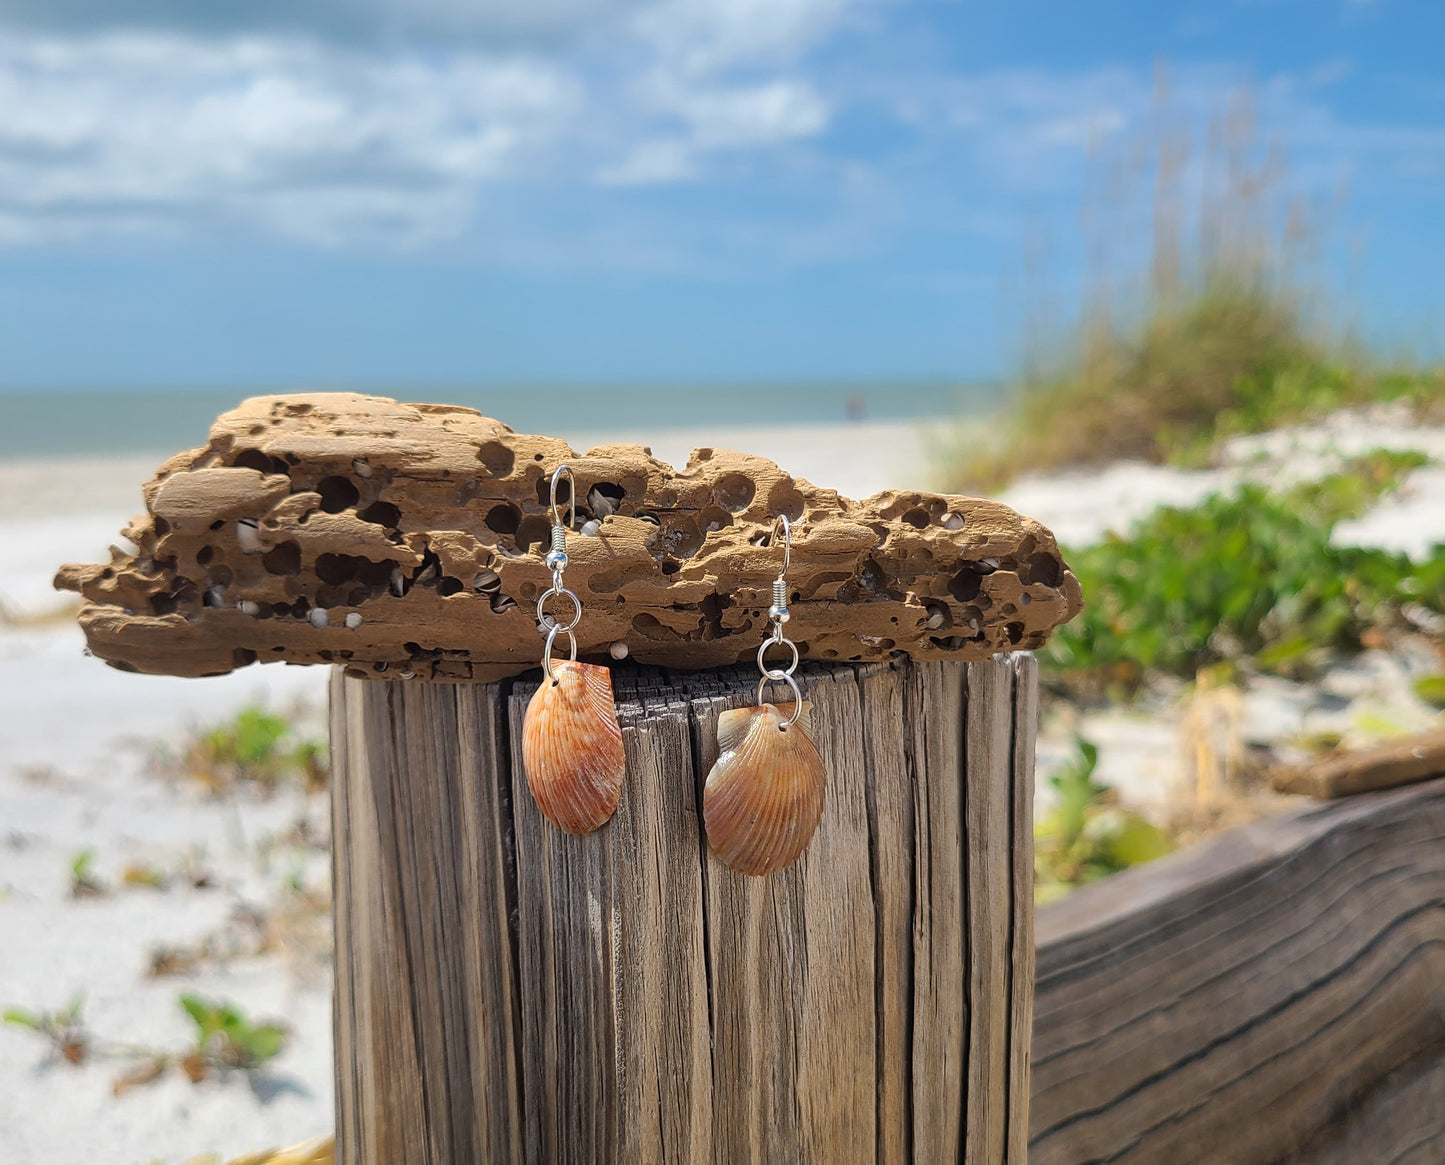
[331,656,1038,1164]
[54,392,1080,681]
[1293,1050,1445,1165]
[1007,654,1038,1165]
[906,660,968,1162]
[1030,777,1445,1165]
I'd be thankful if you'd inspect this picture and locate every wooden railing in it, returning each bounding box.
[1031,776,1445,1165]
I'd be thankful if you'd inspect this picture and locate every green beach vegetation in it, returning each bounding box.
[159,704,329,795]
[1046,451,1445,698]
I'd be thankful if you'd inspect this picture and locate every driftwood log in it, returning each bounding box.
[1031,777,1445,1165]
[53,394,1070,1164]
[53,392,1080,682]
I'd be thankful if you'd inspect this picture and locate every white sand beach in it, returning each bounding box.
[2,407,1444,1162]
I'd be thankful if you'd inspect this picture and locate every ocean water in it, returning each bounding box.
[0,383,996,461]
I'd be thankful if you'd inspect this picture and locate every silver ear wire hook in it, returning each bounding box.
[546,464,576,578]
[756,513,802,726]
[768,515,791,626]
[537,464,582,683]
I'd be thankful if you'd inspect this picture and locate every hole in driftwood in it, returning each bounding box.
[589,482,625,517]
[1022,551,1062,588]
[233,449,289,476]
[486,504,520,535]
[517,515,551,552]
[661,514,704,559]
[359,501,401,528]
[699,506,733,534]
[713,473,754,512]
[948,566,983,603]
[631,612,680,641]
[536,474,573,510]
[767,480,805,521]
[318,475,360,513]
[262,542,302,576]
[477,441,515,478]
[316,553,358,585]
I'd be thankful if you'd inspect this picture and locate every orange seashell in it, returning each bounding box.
[703,702,825,876]
[522,660,625,834]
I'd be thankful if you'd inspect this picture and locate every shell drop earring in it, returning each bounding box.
[521,465,626,834]
[703,515,826,876]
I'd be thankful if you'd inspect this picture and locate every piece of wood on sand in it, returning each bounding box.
[1271,728,1445,799]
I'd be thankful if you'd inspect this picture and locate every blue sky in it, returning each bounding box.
[0,0,1440,390]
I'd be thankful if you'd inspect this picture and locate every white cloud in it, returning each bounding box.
[594,81,829,186]
[635,0,870,76]
[618,75,830,158]
[0,31,582,244]
[596,138,696,186]
[596,0,855,189]
[0,0,864,243]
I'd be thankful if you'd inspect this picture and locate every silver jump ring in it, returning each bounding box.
[757,635,800,677]
[756,670,803,726]
[542,623,578,683]
[536,586,582,633]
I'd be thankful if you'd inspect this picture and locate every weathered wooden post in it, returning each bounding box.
[57,393,1082,1164]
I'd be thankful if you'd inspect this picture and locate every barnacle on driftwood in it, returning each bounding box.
[55,393,1082,682]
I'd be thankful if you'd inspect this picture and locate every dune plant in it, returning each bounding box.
[69,848,105,898]
[1046,457,1445,696]
[3,994,89,1064]
[163,704,328,795]
[4,990,290,1094]
[1035,739,1173,903]
[178,994,289,1080]
[938,79,1445,491]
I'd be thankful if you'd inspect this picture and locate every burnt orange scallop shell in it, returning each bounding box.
[703,701,825,876]
[522,660,625,834]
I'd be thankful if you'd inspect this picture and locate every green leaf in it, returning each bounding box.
[1253,634,1316,671]
[1414,675,1445,709]
[3,1008,40,1030]
[179,993,214,1033]
[1107,814,1174,867]
[235,1023,288,1063]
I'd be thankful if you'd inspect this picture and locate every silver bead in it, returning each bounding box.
[545,549,568,572]
[768,604,790,624]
